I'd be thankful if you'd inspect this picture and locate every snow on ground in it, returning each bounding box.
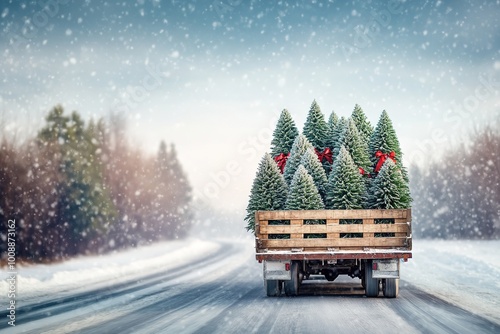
[403,239,500,325]
[0,238,220,303]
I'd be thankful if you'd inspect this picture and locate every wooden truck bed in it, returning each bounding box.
[255,209,412,262]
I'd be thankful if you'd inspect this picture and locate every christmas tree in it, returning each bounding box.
[331,116,348,159]
[303,100,329,150]
[283,134,315,185]
[325,146,366,210]
[351,104,373,147]
[303,100,332,173]
[245,153,288,232]
[334,118,371,175]
[270,109,299,172]
[285,165,324,210]
[300,148,328,203]
[367,159,412,209]
[369,110,403,172]
[325,111,339,150]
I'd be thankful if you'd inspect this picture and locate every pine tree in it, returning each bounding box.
[351,104,373,147]
[325,111,339,150]
[300,148,328,203]
[245,153,288,232]
[331,116,348,158]
[283,134,315,185]
[369,110,408,180]
[302,100,329,150]
[285,165,324,210]
[326,146,365,209]
[334,118,371,174]
[367,159,412,209]
[270,109,299,156]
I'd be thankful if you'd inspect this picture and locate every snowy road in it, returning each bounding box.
[2,240,500,334]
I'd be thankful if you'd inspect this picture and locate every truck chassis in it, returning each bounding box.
[255,209,412,298]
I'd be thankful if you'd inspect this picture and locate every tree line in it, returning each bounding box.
[410,121,500,239]
[0,106,192,263]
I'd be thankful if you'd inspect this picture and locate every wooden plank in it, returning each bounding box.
[257,209,410,221]
[364,218,374,238]
[260,237,407,248]
[290,219,302,239]
[260,223,409,234]
[327,219,339,239]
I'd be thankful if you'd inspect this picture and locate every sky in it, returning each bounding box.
[0,0,499,211]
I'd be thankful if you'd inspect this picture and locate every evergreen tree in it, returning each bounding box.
[351,104,373,147]
[334,118,371,174]
[38,106,116,255]
[331,116,348,158]
[369,110,409,184]
[283,134,315,185]
[302,100,329,150]
[325,111,339,150]
[326,146,365,209]
[270,109,299,156]
[300,148,328,204]
[285,165,324,210]
[367,159,412,209]
[245,153,288,232]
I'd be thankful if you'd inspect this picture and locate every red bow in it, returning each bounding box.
[374,150,396,173]
[359,167,366,175]
[274,153,290,173]
[315,147,333,164]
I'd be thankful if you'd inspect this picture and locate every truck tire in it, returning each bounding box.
[383,278,399,298]
[284,261,299,296]
[364,260,379,297]
[265,280,281,297]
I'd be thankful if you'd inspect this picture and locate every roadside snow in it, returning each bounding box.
[0,238,220,303]
[403,239,500,325]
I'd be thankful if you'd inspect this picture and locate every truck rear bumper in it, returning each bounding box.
[256,250,412,262]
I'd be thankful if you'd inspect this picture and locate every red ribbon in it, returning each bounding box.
[359,167,366,175]
[274,153,290,173]
[315,147,333,164]
[374,150,396,173]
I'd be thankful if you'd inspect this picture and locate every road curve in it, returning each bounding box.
[3,240,499,334]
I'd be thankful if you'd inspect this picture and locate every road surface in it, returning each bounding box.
[2,241,499,334]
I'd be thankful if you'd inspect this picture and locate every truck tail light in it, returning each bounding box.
[285,263,291,271]
[372,262,378,270]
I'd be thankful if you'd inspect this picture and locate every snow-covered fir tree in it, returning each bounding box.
[326,146,366,209]
[367,159,411,209]
[351,104,373,147]
[270,109,299,156]
[369,110,408,180]
[300,148,328,203]
[325,111,339,150]
[285,165,324,210]
[283,134,315,185]
[334,118,371,174]
[302,100,329,150]
[245,153,288,232]
[331,116,348,158]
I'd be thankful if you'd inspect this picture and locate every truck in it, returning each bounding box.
[254,208,412,298]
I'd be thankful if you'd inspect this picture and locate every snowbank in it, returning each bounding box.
[404,239,500,325]
[0,238,220,303]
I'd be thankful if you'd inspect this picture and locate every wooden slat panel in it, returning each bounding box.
[260,223,409,234]
[257,209,409,221]
[261,237,407,248]
[364,218,374,238]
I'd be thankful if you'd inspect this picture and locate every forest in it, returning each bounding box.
[0,106,192,262]
[410,120,500,240]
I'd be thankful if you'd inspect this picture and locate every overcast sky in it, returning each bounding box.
[1,0,499,211]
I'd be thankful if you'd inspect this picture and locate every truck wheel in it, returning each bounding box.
[265,280,281,297]
[383,278,399,298]
[284,261,300,296]
[364,260,379,297]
